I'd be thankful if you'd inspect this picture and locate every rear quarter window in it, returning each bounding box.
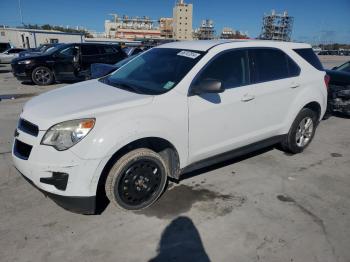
[293,48,324,71]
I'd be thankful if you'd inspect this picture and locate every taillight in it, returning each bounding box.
[324,74,330,89]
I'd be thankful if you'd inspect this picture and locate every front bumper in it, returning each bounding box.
[17,169,96,214]
[329,99,350,115]
[12,118,106,214]
[11,63,32,81]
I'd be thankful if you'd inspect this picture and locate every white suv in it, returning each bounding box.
[12,40,328,213]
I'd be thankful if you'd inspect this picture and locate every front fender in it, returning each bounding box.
[70,90,189,168]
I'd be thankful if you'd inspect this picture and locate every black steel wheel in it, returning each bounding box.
[31,66,54,86]
[105,148,168,210]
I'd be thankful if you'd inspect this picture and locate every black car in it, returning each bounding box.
[90,54,139,79]
[326,61,350,115]
[11,43,127,85]
[122,46,145,57]
[18,43,63,58]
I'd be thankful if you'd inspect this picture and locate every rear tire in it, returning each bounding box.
[32,66,54,86]
[281,108,318,154]
[105,148,168,210]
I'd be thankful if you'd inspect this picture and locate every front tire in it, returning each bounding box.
[31,66,54,86]
[105,148,168,210]
[281,108,318,154]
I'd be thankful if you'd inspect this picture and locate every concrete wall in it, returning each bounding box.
[0,28,83,48]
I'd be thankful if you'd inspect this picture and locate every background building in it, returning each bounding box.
[105,14,161,40]
[0,27,83,48]
[259,10,294,42]
[173,0,193,40]
[159,18,173,39]
[193,19,215,40]
[220,27,248,39]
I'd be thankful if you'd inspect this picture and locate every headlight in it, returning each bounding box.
[18,60,32,65]
[41,119,95,151]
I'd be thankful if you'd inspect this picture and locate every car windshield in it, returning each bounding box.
[46,44,69,55]
[114,54,138,67]
[335,62,350,73]
[101,48,204,95]
[38,45,48,52]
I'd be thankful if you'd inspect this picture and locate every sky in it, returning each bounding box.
[0,0,349,44]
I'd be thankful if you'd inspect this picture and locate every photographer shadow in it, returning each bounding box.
[149,216,210,262]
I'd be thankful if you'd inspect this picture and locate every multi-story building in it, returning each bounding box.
[259,10,294,42]
[173,0,193,40]
[105,14,161,40]
[193,19,215,40]
[159,18,173,39]
[220,27,249,39]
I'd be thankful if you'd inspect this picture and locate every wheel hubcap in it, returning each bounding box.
[117,160,162,206]
[34,69,50,84]
[296,117,314,147]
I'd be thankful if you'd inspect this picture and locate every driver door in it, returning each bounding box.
[52,45,79,81]
[188,49,260,163]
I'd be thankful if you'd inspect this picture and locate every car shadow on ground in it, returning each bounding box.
[149,216,211,262]
[94,145,275,215]
[0,69,12,73]
[179,146,274,182]
[331,112,350,119]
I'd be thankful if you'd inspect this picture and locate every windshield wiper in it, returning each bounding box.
[100,78,142,94]
[116,82,142,94]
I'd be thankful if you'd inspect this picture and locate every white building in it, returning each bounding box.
[0,28,84,48]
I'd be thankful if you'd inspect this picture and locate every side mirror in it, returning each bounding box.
[191,79,224,95]
[332,66,338,70]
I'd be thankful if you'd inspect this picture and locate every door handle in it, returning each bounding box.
[289,83,300,88]
[241,94,255,102]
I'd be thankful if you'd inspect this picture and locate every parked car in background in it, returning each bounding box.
[18,43,63,58]
[123,46,147,57]
[12,40,328,213]
[11,43,127,85]
[0,48,26,63]
[90,54,139,79]
[326,61,350,115]
[0,42,12,53]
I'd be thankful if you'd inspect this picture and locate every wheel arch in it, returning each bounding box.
[95,137,181,204]
[303,101,321,121]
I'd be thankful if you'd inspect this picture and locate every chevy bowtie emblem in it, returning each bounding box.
[14,129,19,137]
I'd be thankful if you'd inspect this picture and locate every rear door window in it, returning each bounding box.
[81,45,99,56]
[102,46,117,54]
[194,49,249,89]
[250,48,300,83]
[293,48,323,71]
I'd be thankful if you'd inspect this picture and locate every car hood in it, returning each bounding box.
[22,79,154,130]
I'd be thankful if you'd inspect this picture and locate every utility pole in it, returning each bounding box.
[18,0,24,25]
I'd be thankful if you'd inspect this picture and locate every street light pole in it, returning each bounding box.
[18,0,24,25]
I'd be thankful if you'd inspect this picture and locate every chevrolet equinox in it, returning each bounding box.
[12,40,328,213]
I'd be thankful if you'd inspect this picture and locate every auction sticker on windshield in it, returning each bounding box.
[177,50,201,59]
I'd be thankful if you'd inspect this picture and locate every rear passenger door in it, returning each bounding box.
[98,45,126,64]
[81,45,102,70]
[247,48,301,137]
